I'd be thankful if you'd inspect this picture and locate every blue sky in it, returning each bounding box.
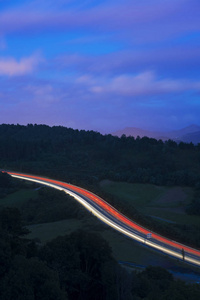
[0,0,200,133]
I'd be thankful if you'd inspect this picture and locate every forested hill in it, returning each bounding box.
[0,123,200,187]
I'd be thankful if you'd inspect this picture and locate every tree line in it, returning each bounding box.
[0,124,200,188]
[0,123,200,247]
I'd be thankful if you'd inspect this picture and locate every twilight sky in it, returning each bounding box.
[0,0,200,133]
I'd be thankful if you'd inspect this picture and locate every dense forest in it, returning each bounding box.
[0,123,200,187]
[0,175,200,300]
[0,124,200,246]
[1,206,200,300]
[1,124,200,299]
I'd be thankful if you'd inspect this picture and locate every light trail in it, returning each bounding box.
[7,171,200,267]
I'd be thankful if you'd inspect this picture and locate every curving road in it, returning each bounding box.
[6,171,200,267]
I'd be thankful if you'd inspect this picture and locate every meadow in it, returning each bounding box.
[100,180,200,226]
[1,179,200,276]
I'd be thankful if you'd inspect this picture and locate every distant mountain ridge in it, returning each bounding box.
[112,124,200,144]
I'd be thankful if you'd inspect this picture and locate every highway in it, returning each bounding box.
[6,171,200,267]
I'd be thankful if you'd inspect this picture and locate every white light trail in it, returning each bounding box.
[10,174,200,267]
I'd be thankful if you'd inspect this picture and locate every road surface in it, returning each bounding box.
[6,171,200,267]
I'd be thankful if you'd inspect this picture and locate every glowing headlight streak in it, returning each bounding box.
[9,175,187,261]
[8,172,200,267]
[10,174,147,244]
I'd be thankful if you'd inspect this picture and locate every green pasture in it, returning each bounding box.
[1,180,199,274]
[27,218,83,243]
[27,218,196,273]
[100,181,199,225]
[100,181,166,207]
[0,189,38,208]
[142,206,200,225]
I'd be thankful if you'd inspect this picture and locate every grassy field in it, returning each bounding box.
[27,217,199,275]
[100,180,200,225]
[2,181,200,276]
[27,218,83,243]
[0,189,38,208]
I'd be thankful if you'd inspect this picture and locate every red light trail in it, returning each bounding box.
[7,172,200,265]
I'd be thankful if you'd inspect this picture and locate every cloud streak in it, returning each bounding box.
[76,71,200,97]
[57,45,200,77]
[0,0,199,43]
[0,53,42,76]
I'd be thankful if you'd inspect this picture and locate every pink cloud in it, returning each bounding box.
[0,54,42,76]
[87,71,200,96]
